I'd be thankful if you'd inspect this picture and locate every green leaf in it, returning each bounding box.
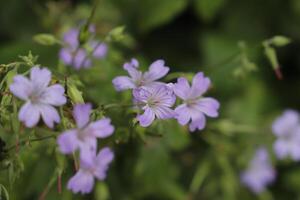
[137,0,187,32]
[0,184,9,200]
[105,26,126,42]
[264,46,279,70]
[67,84,84,104]
[33,33,60,46]
[269,35,291,47]
[194,0,225,22]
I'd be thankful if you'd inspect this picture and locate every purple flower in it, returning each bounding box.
[9,66,66,128]
[59,27,107,69]
[57,103,114,162]
[68,147,114,194]
[133,85,175,127]
[241,148,276,194]
[173,72,220,132]
[272,110,300,160]
[112,58,169,91]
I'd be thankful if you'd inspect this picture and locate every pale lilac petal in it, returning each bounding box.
[79,140,97,167]
[94,147,114,180]
[18,102,40,128]
[123,58,139,69]
[89,118,114,138]
[153,106,175,119]
[73,103,92,128]
[272,110,299,137]
[59,48,72,65]
[112,76,135,91]
[41,84,66,106]
[273,140,290,159]
[123,61,142,81]
[175,104,191,125]
[290,143,300,161]
[9,75,32,100]
[152,85,176,106]
[73,49,91,69]
[67,170,94,194]
[91,42,107,58]
[143,60,169,82]
[57,130,79,154]
[196,97,220,117]
[63,28,79,49]
[137,107,155,127]
[173,77,190,100]
[189,113,206,132]
[132,87,152,102]
[189,72,211,98]
[40,105,60,128]
[30,67,51,90]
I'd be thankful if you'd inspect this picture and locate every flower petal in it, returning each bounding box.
[112,76,135,91]
[67,170,94,194]
[123,62,142,81]
[18,102,40,128]
[173,77,190,100]
[63,28,79,49]
[30,67,51,91]
[137,107,155,127]
[73,103,92,128]
[41,84,66,106]
[40,105,60,128]
[273,139,289,159]
[196,97,220,117]
[143,60,169,82]
[189,113,206,132]
[59,48,72,65]
[57,129,79,154]
[9,75,32,100]
[89,118,114,138]
[94,147,114,180]
[189,72,211,98]
[153,106,175,119]
[91,42,107,58]
[272,110,299,137]
[73,49,91,69]
[175,104,191,125]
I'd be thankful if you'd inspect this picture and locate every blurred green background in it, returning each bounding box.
[1,0,300,199]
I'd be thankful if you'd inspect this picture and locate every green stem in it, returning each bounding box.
[6,135,56,152]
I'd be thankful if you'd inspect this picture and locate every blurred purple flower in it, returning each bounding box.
[68,147,114,194]
[9,66,66,128]
[57,103,114,163]
[59,27,107,69]
[133,85,175,127]
[241,148,276,194]
[112,58,169,91]
[272,110,300,160]
[172,72,220,132]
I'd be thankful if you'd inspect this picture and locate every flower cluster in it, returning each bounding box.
[58,103,114,194]
[113,58,220,131]
[59,26,107,69]
[241,148,276,194]
[10,67,114,194]
[9,57,220,195]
